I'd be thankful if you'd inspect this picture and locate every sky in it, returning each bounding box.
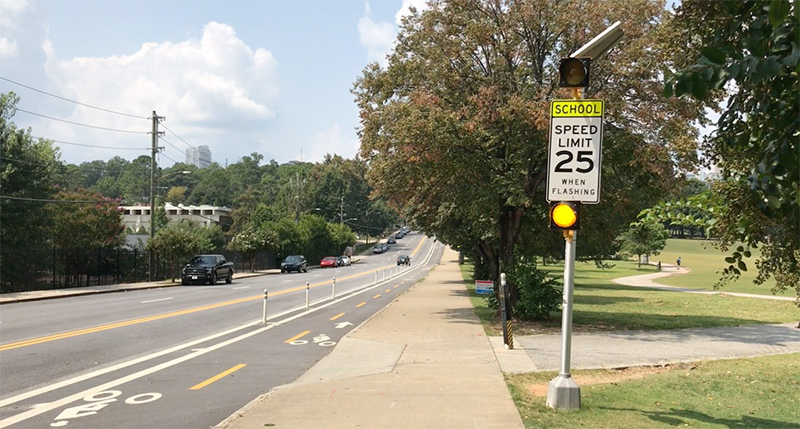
[0,0,428,167]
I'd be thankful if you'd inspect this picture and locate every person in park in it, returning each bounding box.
[677,257,682,268]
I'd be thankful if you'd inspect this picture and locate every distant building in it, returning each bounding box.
[686,165,721,182]
[185,145,212,168]
[120,203,232,233]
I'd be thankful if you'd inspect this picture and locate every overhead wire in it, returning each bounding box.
[0,76,148,119]
[15,108,149,134]
[31,136,149,151]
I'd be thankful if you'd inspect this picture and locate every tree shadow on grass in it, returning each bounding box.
[601,407,800,429]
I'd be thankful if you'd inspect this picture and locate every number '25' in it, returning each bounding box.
[554,150,594,173]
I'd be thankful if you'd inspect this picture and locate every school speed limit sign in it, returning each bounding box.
[546,99,604,204]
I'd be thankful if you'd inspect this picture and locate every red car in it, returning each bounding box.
[320,256,337,268]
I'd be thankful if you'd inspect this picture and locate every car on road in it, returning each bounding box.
[337,255,351,266]
[372,244,386,254]
[387,237,396,244]
[281,255,308,273]
[320,256,337,268]
[395,233,404,239]
[181,254,234,285]
[397,254,411,266]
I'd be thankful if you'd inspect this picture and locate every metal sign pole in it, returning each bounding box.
[546,230,581,410]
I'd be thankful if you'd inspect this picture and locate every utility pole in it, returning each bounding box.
[149,111,164,282]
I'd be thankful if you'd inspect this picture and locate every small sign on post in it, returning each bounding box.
[475,280,493,294]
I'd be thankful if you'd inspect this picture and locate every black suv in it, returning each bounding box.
[281,255,308,273]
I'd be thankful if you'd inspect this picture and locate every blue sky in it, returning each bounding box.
[0,0,426,167]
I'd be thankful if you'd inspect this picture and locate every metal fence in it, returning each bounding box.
[0,246,276,294]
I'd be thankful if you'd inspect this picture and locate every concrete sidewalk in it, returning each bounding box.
[217,247,524,429]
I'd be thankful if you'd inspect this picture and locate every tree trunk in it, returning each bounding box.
[498,203,524,309]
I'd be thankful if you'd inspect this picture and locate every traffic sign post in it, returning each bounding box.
[545,99,605,413]
[546,99,604,204]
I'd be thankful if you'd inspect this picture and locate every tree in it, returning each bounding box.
[616,219,670,267]
[664,0,799,297]
[353,0,705,312]
[1,92,61,288]
[51,189,125,249]
[165,186,187,205]
[149,221,219,281]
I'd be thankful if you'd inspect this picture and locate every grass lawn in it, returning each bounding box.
[458,246,799,428]
[507,353,800,429]
[461,260,799,335]
[652,239,794,297]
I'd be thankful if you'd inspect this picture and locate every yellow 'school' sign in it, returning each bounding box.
[551,100,604,117]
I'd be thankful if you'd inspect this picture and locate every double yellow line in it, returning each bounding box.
[1,237,429,352]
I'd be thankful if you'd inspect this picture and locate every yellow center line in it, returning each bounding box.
[356,302,366,308]
[190,364,246,390]
[1,236,430,351]
[385,289,391,293]
[373,294,381,299]
[284,330,311,344]
[330,313,345,321]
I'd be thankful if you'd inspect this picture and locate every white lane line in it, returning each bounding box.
[140,298,173,304]
[233,286,249,290]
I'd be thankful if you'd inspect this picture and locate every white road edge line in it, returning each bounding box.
[0,238,441,428]
[140,298,173,304]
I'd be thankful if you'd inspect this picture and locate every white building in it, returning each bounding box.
[120,203,232,233]
[185,145,212,168]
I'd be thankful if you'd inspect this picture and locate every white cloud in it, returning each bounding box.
[357,3,395,68]
[0,0,32,58]
[308,122,359,163]
[357,0,429,68]
[34,21,279,164]
[395,0,428,26]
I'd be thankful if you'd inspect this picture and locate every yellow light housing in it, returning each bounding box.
[549,201,581,230]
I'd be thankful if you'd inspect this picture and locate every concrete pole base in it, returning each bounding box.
[546,375,581,411]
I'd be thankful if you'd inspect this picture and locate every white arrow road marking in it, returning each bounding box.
[335,322,353,329]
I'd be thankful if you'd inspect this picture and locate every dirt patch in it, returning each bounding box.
[527,364,686,397]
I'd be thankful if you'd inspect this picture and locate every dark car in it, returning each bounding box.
[387,237,396,244]
[395,233,404,239]
[281,255,308,273]
[372,245,385,254]
[397,254,411,266]
[181,254,234,285]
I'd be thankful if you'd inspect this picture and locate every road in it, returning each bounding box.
[0,232,443,428]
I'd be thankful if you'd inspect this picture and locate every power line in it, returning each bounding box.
[0,195,120,204]
[15,108,149,134]
[161,123,221,165]
[32,136,149,151]
[0,76,148,119]
[158,150,182,166]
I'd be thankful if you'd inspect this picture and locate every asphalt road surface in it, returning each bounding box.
[0,232,442,428]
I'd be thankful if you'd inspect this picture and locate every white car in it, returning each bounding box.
[337,255,351,266]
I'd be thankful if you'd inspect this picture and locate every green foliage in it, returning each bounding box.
[616,219,671,266]
[507,256,562,321]
[149,221,216,281]
[353,0,707,311]
[665,0,799,297]
[51,189,125,249]
[1,92,62,288]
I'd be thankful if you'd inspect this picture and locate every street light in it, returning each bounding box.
[149,170,190,281]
